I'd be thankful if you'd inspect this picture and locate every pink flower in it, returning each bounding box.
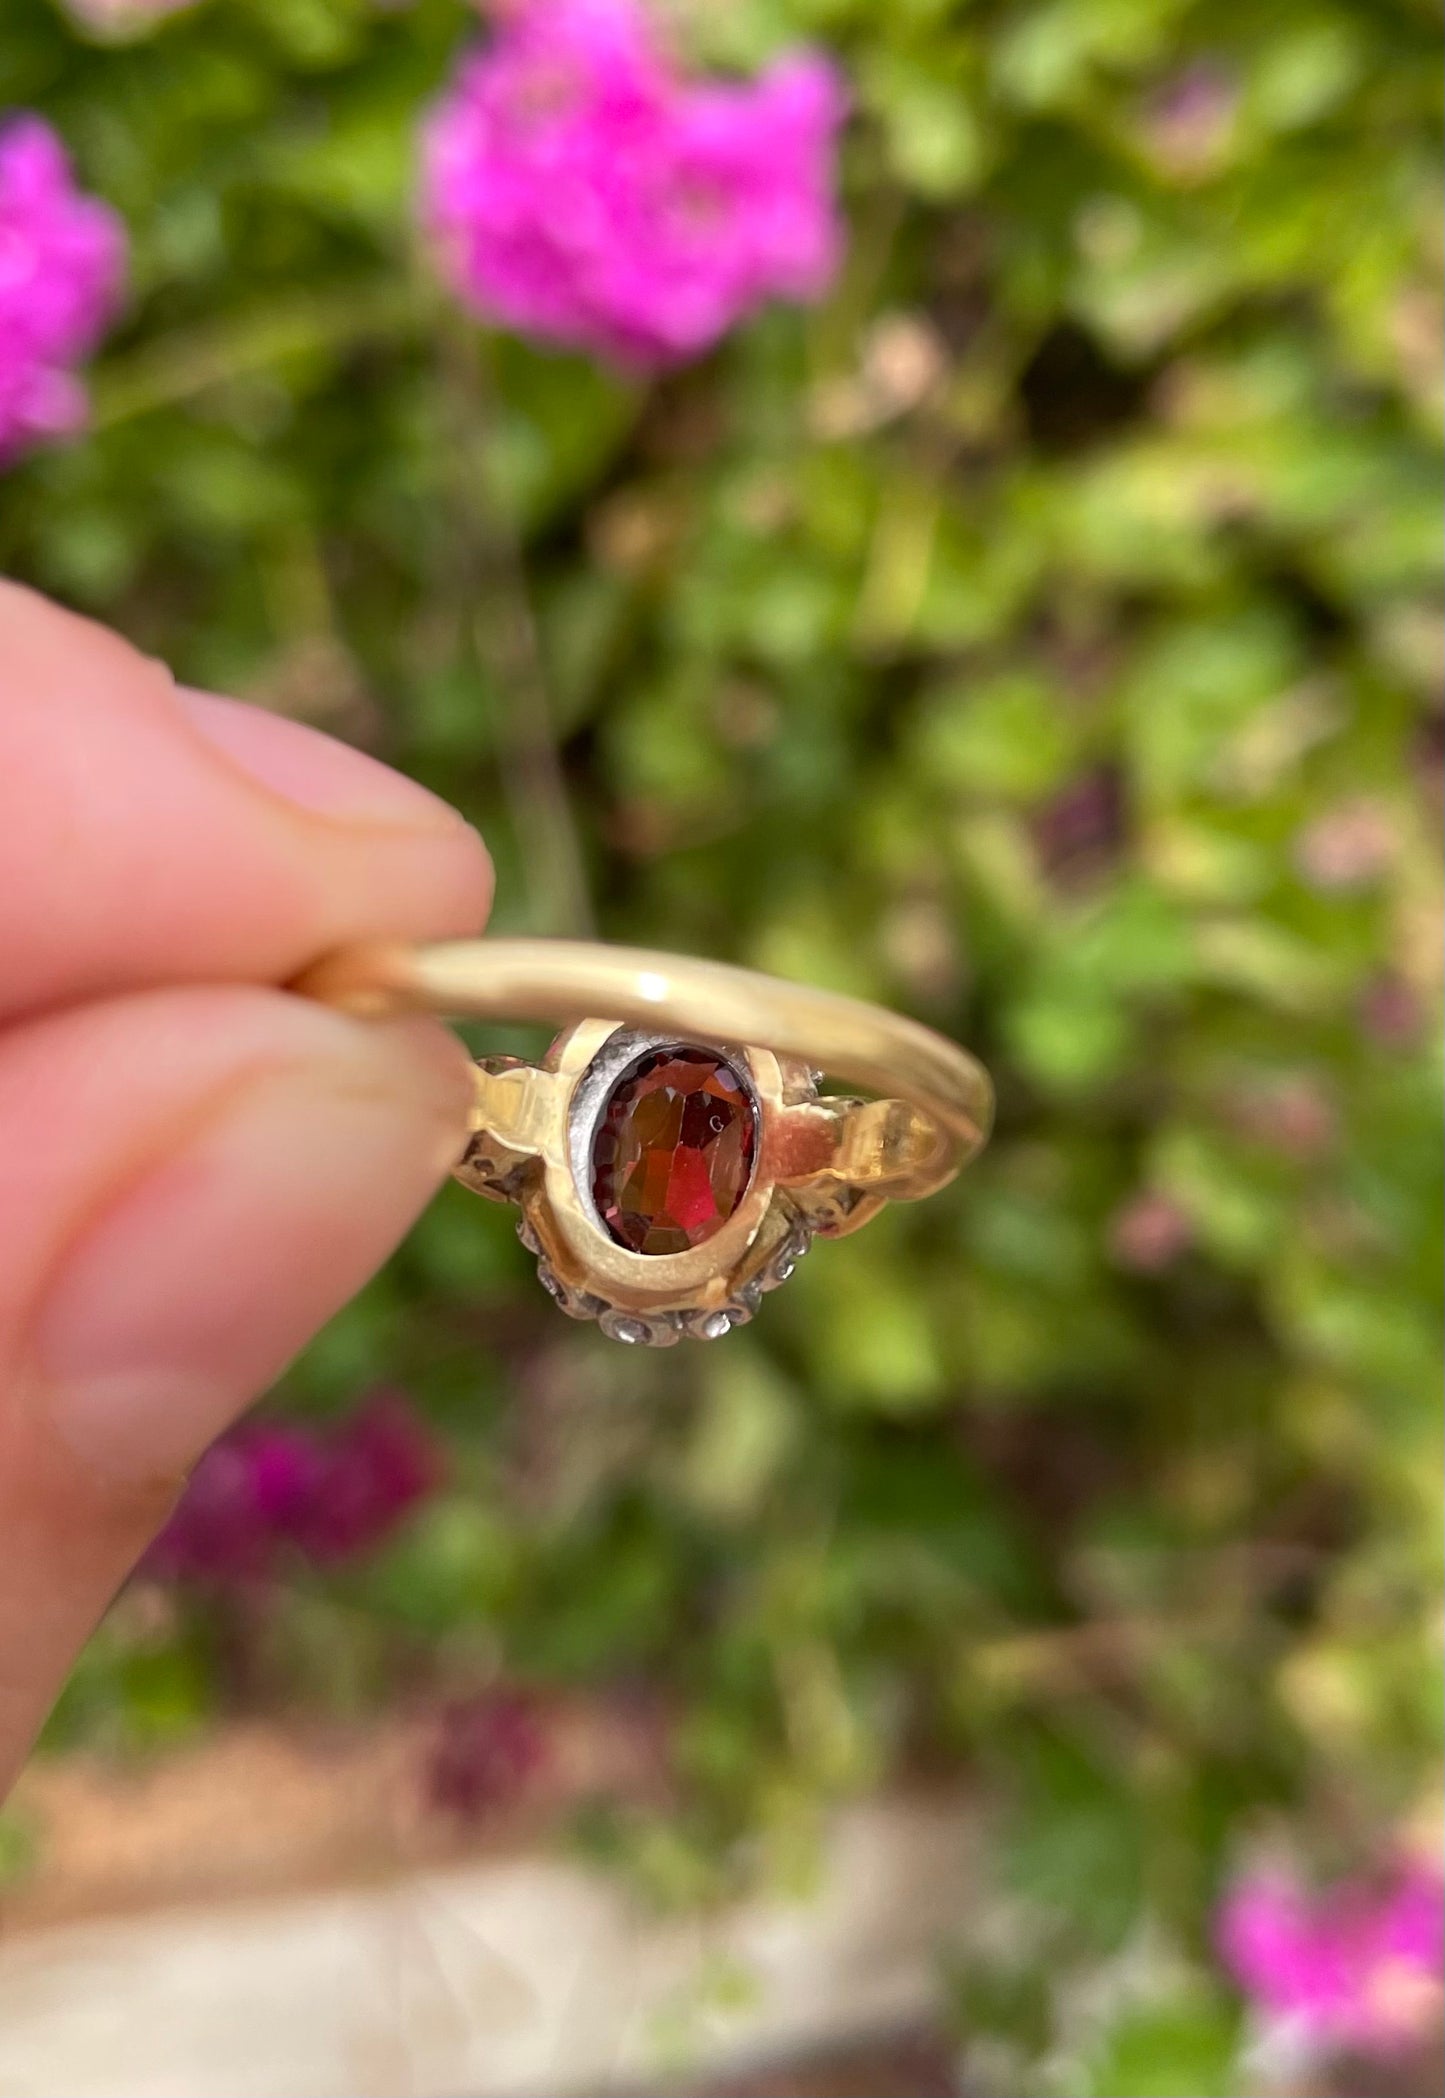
[1108,1189,1193,1272]
[1229,1073,1337,1159]
[1031,765,1126,885]
[147,1392,442,1586]
[289,1389,442,1563]
[1360,972,1424,1047]
[60,0,197,34]
[144,1433,304,1583]
[1218,1858,1445,2059]
[0,116,125,464]
[1140,63,1238,182]
[420,0,846,368]
[1295,796,1397,892]
[424,1691,551,1819]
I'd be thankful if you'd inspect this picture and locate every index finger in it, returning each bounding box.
[0,581,492,1023]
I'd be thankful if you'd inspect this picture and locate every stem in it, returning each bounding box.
[471,587,596,940]
[91,283,417,428]
[441,328,594,939]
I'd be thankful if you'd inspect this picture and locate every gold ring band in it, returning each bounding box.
[294,938,993,1177]
[294,939,993,1345]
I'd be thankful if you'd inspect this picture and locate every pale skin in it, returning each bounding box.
[0,580,493,1796]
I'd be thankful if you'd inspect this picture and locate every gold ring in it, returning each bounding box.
[294,940,993,1345]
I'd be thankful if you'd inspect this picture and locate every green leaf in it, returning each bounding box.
[1003,1730,1145,1952]
[1081,1990,1242,2098]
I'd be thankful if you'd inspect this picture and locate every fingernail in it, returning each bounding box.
[35,1019,471,1481]
[178,689,471,833]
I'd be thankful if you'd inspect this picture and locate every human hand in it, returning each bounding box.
[0,582,491,1794]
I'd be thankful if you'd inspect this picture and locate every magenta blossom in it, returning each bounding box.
[1218,1857,1444,2059]
[0,116,125,464]
[1140,62,1238,182]
[1108,1188,1193,1273]
[420,0,846,368]
[424,1691,551,1820]
[147,1391,442,1586]
[289,1389,442,1563]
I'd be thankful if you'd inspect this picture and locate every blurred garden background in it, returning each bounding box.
[1,0,1441,2091]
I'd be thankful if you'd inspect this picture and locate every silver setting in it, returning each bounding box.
[598,1307,682,1347]
[763,1218,812,1287]
[508,1029,820,1345]
[690,1310,735,1341]
[521,1207,814,1344]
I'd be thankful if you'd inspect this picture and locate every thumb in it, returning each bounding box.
[0,984,472,1791]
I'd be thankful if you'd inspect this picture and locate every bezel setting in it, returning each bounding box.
[456,1018,841,1343]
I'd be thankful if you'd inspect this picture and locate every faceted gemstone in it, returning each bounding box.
[590,1045,756,1256]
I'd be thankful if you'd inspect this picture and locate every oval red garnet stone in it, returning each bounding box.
[590,1045,757,1256]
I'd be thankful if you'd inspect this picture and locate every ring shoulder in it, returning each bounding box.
[452,1057,561,1202]
[773,1095,961,1206]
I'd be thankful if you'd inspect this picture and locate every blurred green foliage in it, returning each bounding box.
[3,0,1441,2085]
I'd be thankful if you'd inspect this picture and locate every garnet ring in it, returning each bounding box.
[294,940,993,1346]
